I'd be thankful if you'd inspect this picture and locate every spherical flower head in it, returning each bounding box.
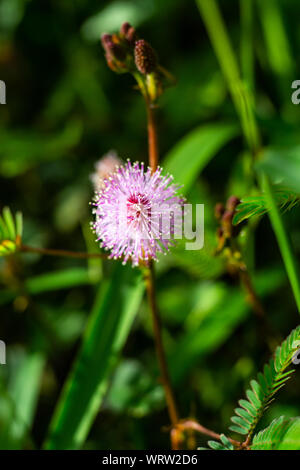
[92,160,184,266]
[90,151,122,192]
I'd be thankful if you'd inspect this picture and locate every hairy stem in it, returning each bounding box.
[144,263,179,428]
[21,244,107,259]
[142,88,180,448]
[146,101,159,172]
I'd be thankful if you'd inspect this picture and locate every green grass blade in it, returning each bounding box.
[196,0,260,156]
[15,211,23,238]
[26,268,96,294]
[2,207,16,240]
[164,123,238,194]
[257,0,293,78]
[240,0,254,91]
[44,263,144,449]
[7,351,45,449]
[261,173,300,313]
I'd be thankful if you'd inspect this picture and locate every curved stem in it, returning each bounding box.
[20,244,107,259]
[177,419,242,448]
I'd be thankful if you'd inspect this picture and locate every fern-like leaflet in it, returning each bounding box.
[251,416,300,450]
[229,325,300,441]
[233,189,299,225]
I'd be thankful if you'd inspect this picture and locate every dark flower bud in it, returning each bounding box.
[101,34,125,61]
[134,39,157,75]
[126,26,137,44]
[120,22,131,36]
[101,33,113,50]
[101,33,127,72]
[226,195,240,212]
[215,202,225,220]
[120,22,137,45]
[222,210,233,238]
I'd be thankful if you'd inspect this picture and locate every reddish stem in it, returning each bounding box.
[144,263,179,430]
[146,101,159,172]
[21,244,107,259]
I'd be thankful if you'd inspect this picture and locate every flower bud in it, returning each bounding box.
[120,22,131,36]
[221,210,233,238]
[134,39,157,75]
[226,195,240,212]
[215,202,225,220]
[120,22,137,46]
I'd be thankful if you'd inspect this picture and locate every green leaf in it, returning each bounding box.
[0,207,23,256]
[251,417,300,450]
[257,147,300,195]
[257,0,293,78]
[2,207,16,240]
[8,351,45,448]
[233,190,299,225]
[207,434,234,451]
[0,349,45,449]
[196,0,259,155]
[229,325,300,440]
[261,174,300,313]
[0,268,97,307]
[44,263,144,450]
[164,123,238,195]
[26,268,97,294]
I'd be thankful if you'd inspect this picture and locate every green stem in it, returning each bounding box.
[196,0,260,158]
[240,0,254,92]
[261,174,300,313]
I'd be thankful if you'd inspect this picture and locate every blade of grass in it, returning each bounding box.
[196,0,260,157]
[6,350,45,449]
[2,207,16,241]
[0,348,45,450]
[261,173,300,313]
[44,263,144,449]
[26,267,96,294]
[240,0,254,91]
[15,212,23,238]
[257,0,293,78]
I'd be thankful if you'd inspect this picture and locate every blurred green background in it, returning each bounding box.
[0,0,300,450]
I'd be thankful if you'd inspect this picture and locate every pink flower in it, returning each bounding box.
[90,151,122,192]
[92,160,184,266]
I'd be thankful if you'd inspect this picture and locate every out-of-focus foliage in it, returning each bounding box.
[1,0,300,450]
[0,207,22,256]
